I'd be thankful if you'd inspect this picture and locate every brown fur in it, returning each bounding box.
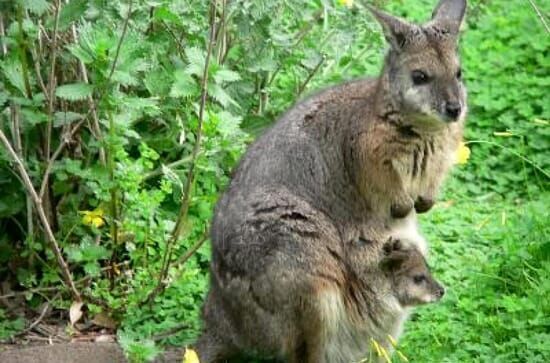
[195,1,467,362]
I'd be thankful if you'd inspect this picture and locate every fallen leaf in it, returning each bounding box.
[69,301,84,326]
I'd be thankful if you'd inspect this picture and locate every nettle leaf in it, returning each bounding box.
[153,6,181,25]
[54,111,84,127]
[216,111,243,138]
[214,69,241,84]
[69,24,116,65]
[21,0,50,16]
[21,108,48,125]
[185,47,205,76]
[59,0,88,30]
[2,61,27,96]
[66,240,110,263]
[0,92,7,108]
[208,83,239,108]
[170,70,199,98]
[144,68,173,96]
[68,43,94,64]
[55,83,93,101]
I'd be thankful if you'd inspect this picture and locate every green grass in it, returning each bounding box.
[399,177,550,362]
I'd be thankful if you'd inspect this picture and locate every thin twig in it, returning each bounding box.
[142,155,193,181]
[39,120,85,198]
[107,0,133,82]
[150,323,190,342]
[297,54,325,97]
[15,293,61,337]
[0,129,80,301]
[15,5,33,99]
[527,0,550,33]
[141,230,209,306]
[66,0,106,165]
[10,104,34,242]
[154,0,218,297]
[0,14,7,55]
[45,0,61,166]
[173,231,209,267]
[37,0,135,199]
[0,261,131,300]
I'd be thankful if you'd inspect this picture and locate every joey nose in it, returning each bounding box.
[436,286,445,299]
[445,102,461,120]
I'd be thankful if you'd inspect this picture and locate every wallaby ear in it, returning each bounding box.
[431,0,467,33]
[368,6,415,50]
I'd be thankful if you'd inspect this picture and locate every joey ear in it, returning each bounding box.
[380,250,407,272]
[431,0,466,33]
[368,6,415,50]
[383,237,403,254]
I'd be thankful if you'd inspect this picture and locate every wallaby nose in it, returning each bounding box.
[445,102,461,120]
[436,286,445,299]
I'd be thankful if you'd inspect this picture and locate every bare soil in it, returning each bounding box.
[0,342,184,363]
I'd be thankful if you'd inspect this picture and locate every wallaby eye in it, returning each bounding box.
[411,70,430,85]
[413,275,426,284]
[456,68,462,80]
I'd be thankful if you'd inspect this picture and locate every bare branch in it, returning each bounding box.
[142,230,209,306]
[0,129,80,301]
[45,0,62,161]
[67,0,105,165]
[39,120,85,199]
[154,0,219,298]
[0,14,7,55]
[107,0,133,82]
[297,54,325,97]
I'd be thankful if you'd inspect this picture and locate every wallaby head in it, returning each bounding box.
[371,0,467,129]
[381,239,445,306]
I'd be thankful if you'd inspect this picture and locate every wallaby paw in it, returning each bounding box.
[390,197,414,218]
[414,196,435,213]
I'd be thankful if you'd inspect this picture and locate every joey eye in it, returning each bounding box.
[413,275,426,284]
[411,70,430,85]
[456,68,462,80]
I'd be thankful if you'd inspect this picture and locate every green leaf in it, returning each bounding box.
[21,0,50,15]
[21,108,48,125]
[185,47,205,76]
[55,83,93,101]
[208,83,239,108]
[153,6,181,25]
[0,92,7,108]
[216,111,243,138]
[66,241,109,263]
[2,61,27,96]
[214,69,241,84]
[54,111,84,127]
[59,0,88,30]
[170,70,198,98]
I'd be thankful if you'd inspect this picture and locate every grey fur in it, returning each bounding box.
[195,1,467,362]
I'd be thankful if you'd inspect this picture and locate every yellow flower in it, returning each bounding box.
[455,142,470,165]
[182,348,200,363]
[80,208,105,228]
[338,0,353,8]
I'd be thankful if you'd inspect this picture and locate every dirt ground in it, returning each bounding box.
[0,342,184,363]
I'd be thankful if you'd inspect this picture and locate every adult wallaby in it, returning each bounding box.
[195,0,467,362]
